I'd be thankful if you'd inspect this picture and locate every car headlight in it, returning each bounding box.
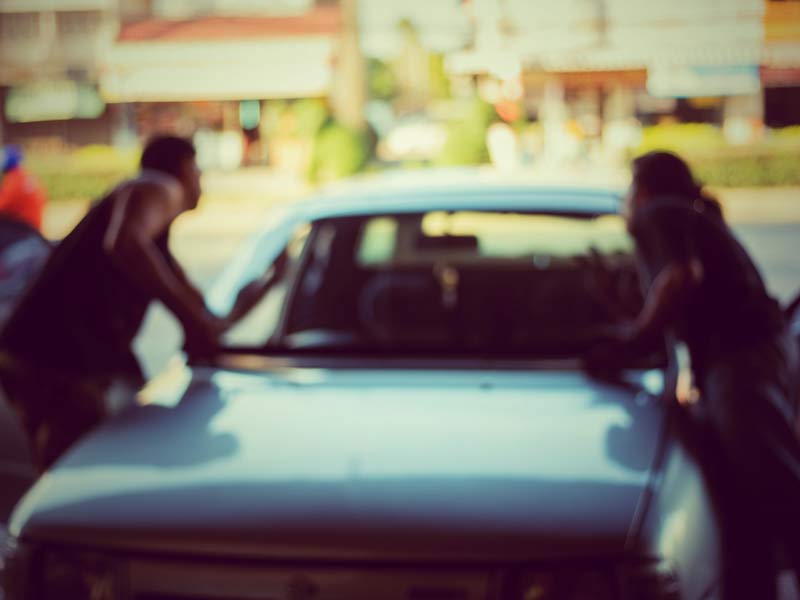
[2,540,122,600]
[510,560,680,600]
[619,559,681,600]
[514,568,616,600]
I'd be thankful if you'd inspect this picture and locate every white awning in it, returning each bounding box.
[99,37,335,102]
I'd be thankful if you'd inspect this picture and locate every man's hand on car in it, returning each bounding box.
[182,313,227,359]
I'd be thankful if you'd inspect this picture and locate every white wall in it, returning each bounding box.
[0,0,116,12]
[150,0,313,18]
[358,0,470,59]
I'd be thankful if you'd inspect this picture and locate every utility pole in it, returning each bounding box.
[330,0,366,130]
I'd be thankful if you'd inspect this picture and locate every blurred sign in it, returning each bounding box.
[764,1,800,42]
[5,81,105,123]
[647,65,761,98]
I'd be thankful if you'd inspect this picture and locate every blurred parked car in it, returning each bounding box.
[0,217,49,573]
[0,219,50,328]
[1,178,738,599]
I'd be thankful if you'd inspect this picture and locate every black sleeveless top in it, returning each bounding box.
[631,196,786,378]
[0,188,174,383]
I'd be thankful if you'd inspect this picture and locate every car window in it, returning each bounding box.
[355,212,632,267]
[357,217,398,266]
[220,222,312,346]
[267,211,651,362]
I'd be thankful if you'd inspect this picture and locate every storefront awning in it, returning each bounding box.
[99,37,336,102]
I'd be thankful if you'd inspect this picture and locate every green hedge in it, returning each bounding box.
[308,121,374,183]
[635,123,726,156]
[26,145,138,202]
[691,150,800,187]
[436,99,499,166]
[633,124,800,187]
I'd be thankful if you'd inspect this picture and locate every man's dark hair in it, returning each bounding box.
[140,135,196,178]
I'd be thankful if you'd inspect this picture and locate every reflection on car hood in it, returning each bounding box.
[12,365,666,561]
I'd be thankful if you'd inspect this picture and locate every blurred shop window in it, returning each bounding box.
[194,130,244,171]
[0,13,40,41]
[486,122,520,172]
[5,81,105,124]
[220,131,244,170]
[57,11,102,37]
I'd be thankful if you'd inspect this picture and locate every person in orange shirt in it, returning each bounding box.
[0,146,47,232]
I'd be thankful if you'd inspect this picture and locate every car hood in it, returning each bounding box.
[11,363,667,561]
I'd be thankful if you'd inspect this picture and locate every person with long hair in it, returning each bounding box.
[597,150,799,598]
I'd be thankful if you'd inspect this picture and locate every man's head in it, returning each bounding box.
[140,136,201,209]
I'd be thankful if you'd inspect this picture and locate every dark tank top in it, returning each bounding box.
[631,196,786,379]
[0,186,174,382]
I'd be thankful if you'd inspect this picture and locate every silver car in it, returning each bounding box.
[3,179,727,599]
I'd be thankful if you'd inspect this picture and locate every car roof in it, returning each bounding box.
[285,169,624,222]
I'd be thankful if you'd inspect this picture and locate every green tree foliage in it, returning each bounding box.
[293,98,330,138]
[428,53,451,100]
[368,58,399,101]
[436,100,500,166]
[308,121,373,182]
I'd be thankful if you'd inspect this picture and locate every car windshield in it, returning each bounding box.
[218,208,659,364]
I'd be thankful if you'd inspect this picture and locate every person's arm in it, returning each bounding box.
[164,251,207,309]
[103,178,224,348]
[621,203,702,341]
[620,260,701,345]
[584,248,643,321]
[223,250,289,325]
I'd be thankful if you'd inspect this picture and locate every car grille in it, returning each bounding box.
[126,558,496,600]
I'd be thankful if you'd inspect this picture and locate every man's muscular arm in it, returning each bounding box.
[103,177,224,349]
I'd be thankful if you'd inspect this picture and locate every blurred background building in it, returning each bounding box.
[0,0,798,188]
[0,0,149,148]
[101,0,345,170]
[448,0,799,165]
